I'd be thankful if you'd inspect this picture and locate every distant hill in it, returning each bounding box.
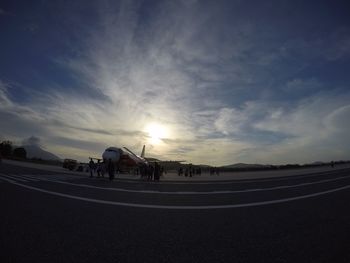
[221,163,270,169]
[309,161,325,165]
[22,145,61,160]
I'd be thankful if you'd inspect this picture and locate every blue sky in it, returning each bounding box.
[0,0,350,165]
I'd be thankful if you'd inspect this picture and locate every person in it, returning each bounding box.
[108,158,115,181]
[101,160,106,177]
[96,160,102,177]
[89,159,95,178]
[160,166,164,177]
[154,162,160,181]
[180,167,183,176]
[140,163,146,179]
[331,161,335,168]
[147,164,154,181]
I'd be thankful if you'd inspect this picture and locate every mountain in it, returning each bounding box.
[22,145,61,160]
[221,163,270,169]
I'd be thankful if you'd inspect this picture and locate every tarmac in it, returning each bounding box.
[3,158,350,181]
[1,161,350,262]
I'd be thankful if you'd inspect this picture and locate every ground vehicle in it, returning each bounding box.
[62,159,78,170]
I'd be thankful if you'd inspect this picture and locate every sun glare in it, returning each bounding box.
[145,123,168,144]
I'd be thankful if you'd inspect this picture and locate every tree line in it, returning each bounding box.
[0,140,27,159]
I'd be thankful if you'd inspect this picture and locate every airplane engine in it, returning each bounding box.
[102,147,121,162]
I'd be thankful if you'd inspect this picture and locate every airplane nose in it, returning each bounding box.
[102,149,121,162]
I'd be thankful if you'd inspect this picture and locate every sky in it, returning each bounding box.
[0,0,350,165]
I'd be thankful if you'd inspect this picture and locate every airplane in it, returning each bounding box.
[102,145,187,173]
[102,145,148,172]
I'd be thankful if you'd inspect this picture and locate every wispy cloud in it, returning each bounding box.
[1,1,349,164]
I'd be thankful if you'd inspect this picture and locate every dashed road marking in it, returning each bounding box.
[0,174,29,182]
[0,173,78,182]
[7,174,40,181]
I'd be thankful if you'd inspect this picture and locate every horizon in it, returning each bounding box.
[2,139,349,167]
[1,1,350,166]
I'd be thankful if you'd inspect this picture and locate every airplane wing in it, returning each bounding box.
[123,147,143,160]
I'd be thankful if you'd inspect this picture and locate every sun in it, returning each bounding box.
[145,123,168,144]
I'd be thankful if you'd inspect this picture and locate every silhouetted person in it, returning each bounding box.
[89,159,95,178]
[331,161,335,168]
[154,162,160,181]
[101,161,106,177]
[108,158,115,181]
[96,160,102,177]
[140,163,146,179]
[148,164,154,181]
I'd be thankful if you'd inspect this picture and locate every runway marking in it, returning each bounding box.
[110,169,350,185]
[10,173,350,195]
[6,174,40,181]
[4,179,350,209]
[21,174,77,180]
[0,173,77,182]
[0,175,16,183]
[3,172,350,195]
[0,173,29,182]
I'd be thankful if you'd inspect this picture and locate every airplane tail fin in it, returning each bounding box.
[140,145,145,158]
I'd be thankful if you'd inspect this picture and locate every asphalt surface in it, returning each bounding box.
[1,162,350,262]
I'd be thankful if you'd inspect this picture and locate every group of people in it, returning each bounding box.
[139,162,162,181]
[177,166,202,177]
[88,159,163,182]
[177,166,220,176]
[209,167,220,176]
[88,158,117,181]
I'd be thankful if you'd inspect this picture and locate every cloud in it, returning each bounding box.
[248,92,350,163]
[214,108,248,135]
[280,27,350,62]
[1,1,350,164]
[0,81,12,107]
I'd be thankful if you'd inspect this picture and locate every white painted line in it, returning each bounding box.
[26,174,350,195]
[7,180,350,209]
[20,174,60,180]
[3,172,350,195]
[17,168,348,185]
[0,175,17,183]
[0,174,29,182]
[112,170,345,185]
[7,174,40,181]
[20,174,75,181]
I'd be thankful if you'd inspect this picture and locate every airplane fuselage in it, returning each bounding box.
[102,147,147,171]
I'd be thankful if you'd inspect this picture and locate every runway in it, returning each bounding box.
[1,162,350,262]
